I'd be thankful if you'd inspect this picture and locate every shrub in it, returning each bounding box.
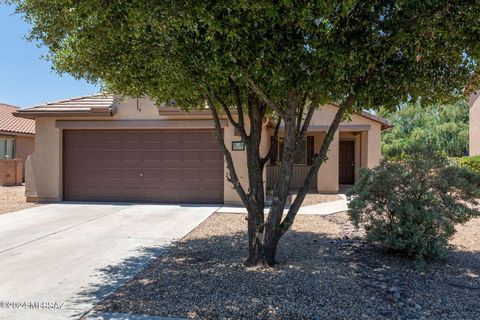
[347,144,480,265]
[455,156,480,174]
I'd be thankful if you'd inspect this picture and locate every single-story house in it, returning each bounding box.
[0,103,35,168]
[14,93,391,205]
[469,92,480,155]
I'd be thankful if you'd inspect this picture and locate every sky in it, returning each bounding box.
[0,4,100,108]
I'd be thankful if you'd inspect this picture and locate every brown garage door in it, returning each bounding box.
[63,129,224,203]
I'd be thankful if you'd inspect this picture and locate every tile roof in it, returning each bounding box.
[0,103,35,135]
[21,93,115,112]
[13,93,117,119]
[359,110,392,130]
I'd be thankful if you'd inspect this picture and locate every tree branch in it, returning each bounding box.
[299,93,320,137]
[212,92,248,140]
[296,93,307,132]
[279,94,356,236]
[244,74,285,117]
[206,94,248,204]
[229,77,246,130]
[261,118,282,167]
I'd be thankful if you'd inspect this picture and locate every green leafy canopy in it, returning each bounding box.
[9,0,480,266]
[11,0,480,112]
[379,101,469,158]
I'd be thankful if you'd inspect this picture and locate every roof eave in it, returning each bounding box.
[0,130,34,137]
[12,108,115,119]
[13,106,117,120]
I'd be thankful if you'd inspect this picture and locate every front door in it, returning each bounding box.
[339,141,355,184]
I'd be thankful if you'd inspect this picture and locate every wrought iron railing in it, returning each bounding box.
[266,164,316,191]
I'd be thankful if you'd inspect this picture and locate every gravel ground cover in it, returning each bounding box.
[269,193,344,208]
[0,185,41,214]
[97,212,480,320]
[296,193,344,207]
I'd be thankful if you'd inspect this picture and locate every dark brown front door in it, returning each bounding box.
[339,141,355,184]
[63,129,224,203]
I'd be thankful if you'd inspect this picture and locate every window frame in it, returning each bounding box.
[0,138,15,159]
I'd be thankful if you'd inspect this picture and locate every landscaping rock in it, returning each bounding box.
[96,212,480,320]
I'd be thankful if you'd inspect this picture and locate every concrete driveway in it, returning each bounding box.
[0,203,218,320]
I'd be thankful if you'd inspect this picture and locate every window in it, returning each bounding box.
[270,136,314,165]
[0,139,15,159]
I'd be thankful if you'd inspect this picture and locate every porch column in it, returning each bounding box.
[366,128,382,168]
[360,131,369,168]
[317,131,339,193]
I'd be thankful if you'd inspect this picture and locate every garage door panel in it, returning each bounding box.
[124,151,143,162]
[183,134,203,144]
[182,169,202,181]
[163,151,182,162]
[161,132,182,144]
[183,151,202,162]
[143,151,162,161]
[204,150,224,162]
[63,129,224,203]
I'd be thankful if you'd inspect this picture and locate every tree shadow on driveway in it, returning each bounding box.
[72,245,168,319]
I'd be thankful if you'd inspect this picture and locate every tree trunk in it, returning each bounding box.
[208,85,355,268]
[245,93,298,266]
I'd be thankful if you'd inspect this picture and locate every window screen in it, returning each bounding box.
[0,139,15,159]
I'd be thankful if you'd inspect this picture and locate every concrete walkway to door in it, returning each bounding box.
[0,203,218,320]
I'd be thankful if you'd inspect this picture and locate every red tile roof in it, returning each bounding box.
[0,103,35,135]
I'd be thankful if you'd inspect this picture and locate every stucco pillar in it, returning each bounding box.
[26,117,62,201]
[317,131,339,193]
[360,132,368,167]
[366,128,382,168]
[469,93,480,156]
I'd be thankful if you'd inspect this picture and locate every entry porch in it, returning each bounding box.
[265,126,379,193]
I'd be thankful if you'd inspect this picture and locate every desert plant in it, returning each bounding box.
[455,156,480,174]
[347,144,480,265]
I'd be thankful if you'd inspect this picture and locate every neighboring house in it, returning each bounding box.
[0,103,35,168]
[14,93,391,205]
[469,92,480,155]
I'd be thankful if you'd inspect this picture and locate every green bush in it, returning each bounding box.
[347,144,480,265]
[455,156,480,174]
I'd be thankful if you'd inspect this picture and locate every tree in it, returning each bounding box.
[12,0,480,266]
[379,102,469,158]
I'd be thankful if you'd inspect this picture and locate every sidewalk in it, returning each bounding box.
[217,195,348,215]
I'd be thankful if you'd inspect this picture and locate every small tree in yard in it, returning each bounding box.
[348,144,480,265]
[12,0,480,266]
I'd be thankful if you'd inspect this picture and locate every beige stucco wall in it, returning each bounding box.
[26,117,61,200]
[222,117,269,205]
[469,93,480,156]
[308,104,381,192]
[24,97,265,204]
[24,98,383,204]
[15,135,35,165]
